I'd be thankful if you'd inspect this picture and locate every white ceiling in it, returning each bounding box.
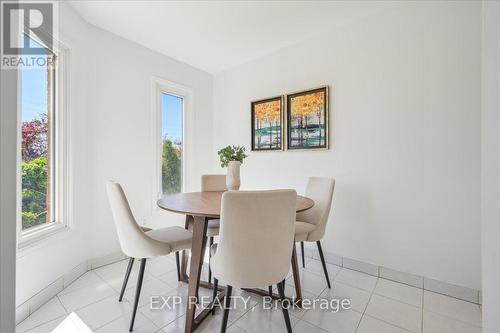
[68,1,394,73]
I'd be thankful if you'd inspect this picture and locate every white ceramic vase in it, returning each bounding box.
[226,161,241,191]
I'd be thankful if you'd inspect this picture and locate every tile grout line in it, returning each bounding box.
[296,276,333,332]
[295,318,330,332]
[360,283,420,333]
[422,307,482,329]
[362,313,414,333]
[301,307,361,332]
[369,293,424,311]
[371,290,422,309]
[421,289,424,333]
[355,277,377,332]
[147,311,182,331]
[21,314,68,333]
[58,272,120,314]
[84,294,139,331]
[17,296,69,333]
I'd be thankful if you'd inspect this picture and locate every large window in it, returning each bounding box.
[19,35,67,244]
[161,93,183,194]
[20,37,55,231]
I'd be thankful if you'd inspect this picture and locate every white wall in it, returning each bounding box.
[16,2,214,305]
[16,3,93,305]
[213,2,482,289]
[481,0,500,331]
[83,20,214,259]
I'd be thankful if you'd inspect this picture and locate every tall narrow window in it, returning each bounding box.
[20,36,56,232]
[161,93,183,194]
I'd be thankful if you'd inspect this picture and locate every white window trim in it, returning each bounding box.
[150,77,194,212]
[16,40,71,249]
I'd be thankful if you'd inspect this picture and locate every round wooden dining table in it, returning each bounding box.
[157,191,314,333]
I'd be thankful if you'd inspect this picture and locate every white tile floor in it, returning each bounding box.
[16,255,482,333]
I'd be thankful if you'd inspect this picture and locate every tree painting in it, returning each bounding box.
[251,96,283,151]
[287,87,329,149]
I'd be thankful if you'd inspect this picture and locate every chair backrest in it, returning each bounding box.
[201,174,227,191]
[296,177,335,241]
[210,190,297,288]
[106,181,169,258]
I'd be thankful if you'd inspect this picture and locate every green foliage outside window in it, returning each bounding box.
[162,139,182,194]
[22,157,48,229]
[21,115,49,230]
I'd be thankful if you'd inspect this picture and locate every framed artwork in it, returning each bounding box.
[251,96,284,151]
[286,86,329,150]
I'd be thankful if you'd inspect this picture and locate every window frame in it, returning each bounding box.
[16,35,71,248]
[151,77,193,209]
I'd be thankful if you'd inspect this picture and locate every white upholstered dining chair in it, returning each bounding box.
[295,177,335,288]
[210,190,297,333]
[106,181,192,332]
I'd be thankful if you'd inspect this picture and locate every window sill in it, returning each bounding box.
[17,223,71,257]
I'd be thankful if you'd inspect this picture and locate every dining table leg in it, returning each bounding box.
[185,215,208,333]
[180,215,194,281]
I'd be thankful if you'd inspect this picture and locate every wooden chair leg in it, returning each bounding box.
[212,278,219,315]
[129,258,146,332]
[300,242,305,268]
[119,258,134,302]
[221,285,232,333]
[277,280,293,333]
[316,241,331,288]
[208,236,214,284]
[175,252,180,281]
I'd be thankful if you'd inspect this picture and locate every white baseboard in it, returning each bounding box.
[16,271,69,325]
[424,277,479,303]
[301,244,480,304]
[379,266,423,288]
[87,251,127,271]
[15,251,127,325]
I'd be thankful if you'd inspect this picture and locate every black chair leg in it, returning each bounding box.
[212,278,219,315]
[316,241,331,288]
[300,242,305,268]
[208,236,214,284]
[277,280,293,333]
[221,285,232,333]
[268,285,273,298]
[119,258,134,302]
[129,258,146,332]
[175,251,180,281]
